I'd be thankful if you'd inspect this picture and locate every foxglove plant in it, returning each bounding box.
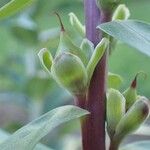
[0,0,150,150]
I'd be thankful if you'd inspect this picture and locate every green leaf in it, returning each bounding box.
[0,129,53,150]
[0,105,89,150]
[0,0,36,20]
[98,20,150,56]
[120,141,150,150]
[108,72,123,89]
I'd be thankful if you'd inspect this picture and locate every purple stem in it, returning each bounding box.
[75,1,112,150]
[84,0,101,45]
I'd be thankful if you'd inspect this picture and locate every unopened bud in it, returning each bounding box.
[114,98,149,141]
[112,4,130,21]
[51,52,88,95]
[107,88,126,138]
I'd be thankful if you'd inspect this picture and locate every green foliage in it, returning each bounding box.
[0,129,53,150]
[1,0,150,150]
[38,17,109,95]
[0,0,36,20]
[0,105,89,150]
[99,20,150,56]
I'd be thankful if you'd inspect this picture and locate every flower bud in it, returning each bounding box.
[107,88,126,138]
[114,98,149,141]
[123,76,138,111]
[69,12,85,37]
[51,52,88,95]
[112,4,130,21]
[54,13,87,65]
[123,72,146,111]
[38,48,53,74]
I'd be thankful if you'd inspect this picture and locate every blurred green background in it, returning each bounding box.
[0,0,150,149]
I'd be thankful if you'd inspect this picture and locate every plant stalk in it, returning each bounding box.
[74,1,112,150]
[109,138,120,150]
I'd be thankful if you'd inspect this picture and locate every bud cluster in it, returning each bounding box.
[107,74,149,148]
[38,13,109,95]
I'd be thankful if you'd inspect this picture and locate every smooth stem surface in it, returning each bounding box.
[76,1,112,150]
[109,138,120,150]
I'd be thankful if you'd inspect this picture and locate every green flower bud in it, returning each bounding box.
[54,13,87,65]
[112,4,130,21]
[69,12,85,37]
[107,88,126,138]
[51,52,88,95]
[123,76,138,111]
[114,98,149,141]
[38,48,53,74]
[123,72,146,111]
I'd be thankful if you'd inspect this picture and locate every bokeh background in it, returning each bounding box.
[0,0,150,149]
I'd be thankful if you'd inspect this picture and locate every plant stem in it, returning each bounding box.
[75,1,112,150]
[109,139,120,150]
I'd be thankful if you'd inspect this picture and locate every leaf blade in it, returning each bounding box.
[98,20,150,56]
[0,105,89,150]
[0,0,36,20]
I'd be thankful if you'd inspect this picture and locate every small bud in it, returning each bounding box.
[69,12,85,37]
[107,89,126,138]
[86,38,109,83]
[123,72,147,111]
[51,52,88,95]
[38,48,53,74]
[114,98,149,141]
[55,13,87,65]
[112,4,130,21]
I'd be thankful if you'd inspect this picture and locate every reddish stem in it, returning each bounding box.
[75,1,112,150]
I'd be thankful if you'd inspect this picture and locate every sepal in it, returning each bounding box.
[51,52,88,95]
[38,48,53,74]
